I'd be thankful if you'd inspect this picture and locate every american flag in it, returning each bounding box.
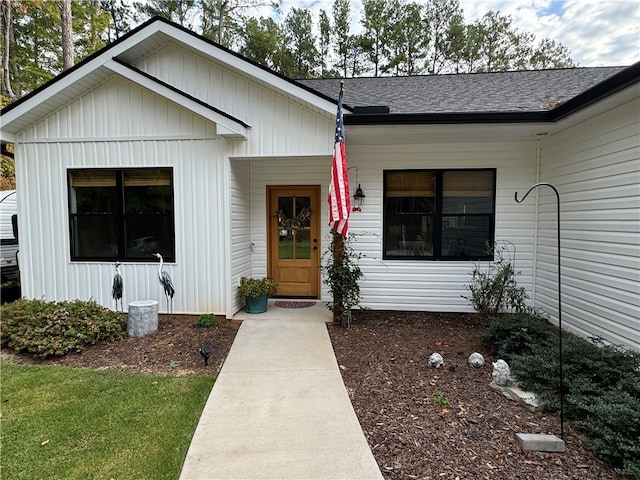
[328,88,350,238]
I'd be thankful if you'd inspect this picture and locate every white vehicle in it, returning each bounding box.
[0,190,19,284]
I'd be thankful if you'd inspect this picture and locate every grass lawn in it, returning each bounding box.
[1,364,215,480]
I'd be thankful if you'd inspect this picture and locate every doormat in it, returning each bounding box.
[274,301,316,309]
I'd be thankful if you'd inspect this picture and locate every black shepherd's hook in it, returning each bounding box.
[515,182,564,440]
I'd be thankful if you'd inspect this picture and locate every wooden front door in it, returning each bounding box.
[268,185,321,298]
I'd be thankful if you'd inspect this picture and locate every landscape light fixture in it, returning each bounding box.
[199,345,213,367]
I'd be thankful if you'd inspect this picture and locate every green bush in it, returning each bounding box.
[463,242,531,317]
[480,313,558,362]
[194,313,217,328]
[0,298,126,358]
[482,314,640,477]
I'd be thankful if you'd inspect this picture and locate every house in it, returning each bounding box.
[1,17,638,351]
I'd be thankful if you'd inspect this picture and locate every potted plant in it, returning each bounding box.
[238,277,279,314]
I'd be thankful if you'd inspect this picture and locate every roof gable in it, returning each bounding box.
[0,17,339,143]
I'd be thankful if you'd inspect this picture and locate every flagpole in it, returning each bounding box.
[333,82,346,322]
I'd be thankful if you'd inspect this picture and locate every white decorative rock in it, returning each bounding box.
[468,352,485,368]
[492,359,511,386]
[428,352,444,368]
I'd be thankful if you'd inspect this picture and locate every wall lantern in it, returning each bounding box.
[352,184,366,211]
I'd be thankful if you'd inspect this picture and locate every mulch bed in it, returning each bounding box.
[328,310,623,480]
[1,310,623,479]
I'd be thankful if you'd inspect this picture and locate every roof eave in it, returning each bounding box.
[550,60,640,121]
[344,111,552,125]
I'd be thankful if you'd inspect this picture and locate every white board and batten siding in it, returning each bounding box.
[135,43,335,158]
[16,74,231,314]
[537,98,640,351]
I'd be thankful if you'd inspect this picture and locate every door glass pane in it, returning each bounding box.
[276,195,312,260]
[295,228,311,259]
[278,228,294,259]
[277,196,294,259]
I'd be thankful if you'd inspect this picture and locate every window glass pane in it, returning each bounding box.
[441,216,491,257]
[125,215,173,259]
[386,171,436,199]
[443,171,493,214]
[385,216,433,257]
[385,171,434,257]
[72,215,118,257]
[69,168,175,261]
[124,170,172,214]
[70,171,117,214]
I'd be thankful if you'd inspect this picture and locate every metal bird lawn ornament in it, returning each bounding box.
[112,262,123,312]
[153,253,175,313]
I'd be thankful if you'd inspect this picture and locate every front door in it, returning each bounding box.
[268,185,320,297]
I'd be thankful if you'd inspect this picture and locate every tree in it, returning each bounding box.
[332,0,351,77]
[201,1,279,49]
[280,7,318,78]
[423,0,464,74]
[530,38,575,69]
[360,0,387,76]
[133,0,197,28]
[101,0,137,42]
[318,9,331,77]
[59,0,74,70]
[239,16,281,69]
[1,0,16,99]
[401,2,426,75]
[472,10,539,73]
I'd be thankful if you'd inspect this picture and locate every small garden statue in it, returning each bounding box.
[428,352,444,368]
[468,352,485,368]
[492,359,511,386]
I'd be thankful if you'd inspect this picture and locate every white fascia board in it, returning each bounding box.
[104,59,248,138]
[156,23,341,116]
[1,22,169,128]
[0,130,17,143]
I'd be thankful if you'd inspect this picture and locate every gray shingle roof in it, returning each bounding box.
[296,67,626,114]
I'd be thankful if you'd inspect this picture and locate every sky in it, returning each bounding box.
[253,0,639,67]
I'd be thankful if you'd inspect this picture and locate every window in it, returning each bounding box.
[383,169,495,260]
[68,168,175,261]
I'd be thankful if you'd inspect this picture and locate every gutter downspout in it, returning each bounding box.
[531,139,542,305]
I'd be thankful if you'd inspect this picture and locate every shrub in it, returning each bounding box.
[238,277,279,298]
[463,242,531,317]
[483,315,640,477]
[321,232,364,328]
[0,298,126,358]
[480,313,557,362]
[194,313,217,328]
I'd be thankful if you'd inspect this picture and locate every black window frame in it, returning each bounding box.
[68,168,175,262]
[383,168,496,261]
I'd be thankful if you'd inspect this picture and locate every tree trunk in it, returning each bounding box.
[1,0,16,98]
[60,0,74,70]
[332,233,344,322]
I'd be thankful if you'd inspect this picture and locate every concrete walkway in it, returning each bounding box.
[179,304,383,480]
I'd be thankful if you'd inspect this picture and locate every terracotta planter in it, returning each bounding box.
[245,294,268,314]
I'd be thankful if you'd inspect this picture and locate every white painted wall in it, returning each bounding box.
[537,97,640,350]
[136,44,335,157]
[241,140,539,313]
[341,140,539,312]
